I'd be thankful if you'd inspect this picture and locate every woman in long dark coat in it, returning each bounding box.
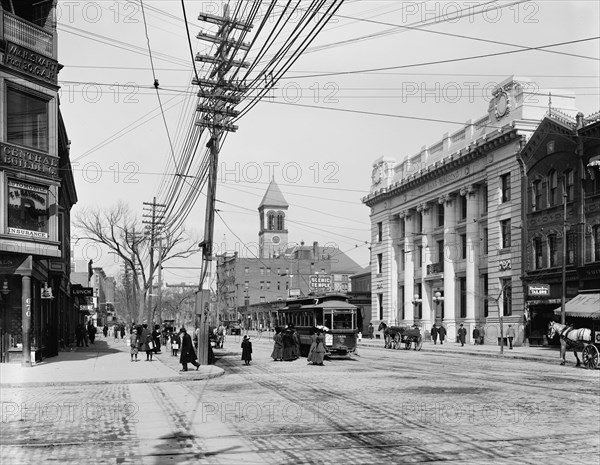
[241,335,252,365]
[179,328,200,371]
[282,328,296,361]
[307,329,326,365]
[271,327,284,361]
[139,324,154,361]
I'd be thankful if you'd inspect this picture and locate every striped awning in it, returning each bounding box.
[554,293,600,318]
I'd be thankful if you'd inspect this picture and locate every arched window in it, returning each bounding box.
[533,236,543,269]
[548,170,559,206]
[276,212,285,230]
[267,212,275,230]
[547,233,558,267]
[564,169,574,202]
[531,179,542,211]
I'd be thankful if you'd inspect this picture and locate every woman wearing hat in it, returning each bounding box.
[241,335,253,366]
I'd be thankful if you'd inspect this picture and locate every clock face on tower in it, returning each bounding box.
[272,235,281,244]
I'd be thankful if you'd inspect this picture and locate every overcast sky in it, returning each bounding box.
[58,0,600,285]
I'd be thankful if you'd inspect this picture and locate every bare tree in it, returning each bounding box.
[75,203,200,324]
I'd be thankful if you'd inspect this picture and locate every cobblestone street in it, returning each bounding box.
[1,336,598,464]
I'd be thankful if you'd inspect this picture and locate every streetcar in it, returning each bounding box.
[277,293,358,357]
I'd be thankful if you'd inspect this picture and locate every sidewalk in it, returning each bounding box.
[357,336,563,363]
[0,335,224,388]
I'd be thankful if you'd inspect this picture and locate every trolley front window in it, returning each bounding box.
[332,311,354,330]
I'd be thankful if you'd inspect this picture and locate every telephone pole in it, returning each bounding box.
[193,5,251,365]
[143,197,166,325]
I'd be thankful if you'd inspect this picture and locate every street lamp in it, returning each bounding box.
[432,291,444,322]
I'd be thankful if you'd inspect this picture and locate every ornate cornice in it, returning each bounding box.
[363,128,519,207]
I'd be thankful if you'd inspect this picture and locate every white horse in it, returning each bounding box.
[548,321,592,366]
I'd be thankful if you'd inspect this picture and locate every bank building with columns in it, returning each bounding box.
[362,76,578,345]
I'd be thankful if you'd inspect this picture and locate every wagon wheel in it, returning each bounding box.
[415,336,423,351]
[404,339,412,350]
[582,344,599,369]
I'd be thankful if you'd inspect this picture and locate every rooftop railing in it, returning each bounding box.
[2,10,55,58]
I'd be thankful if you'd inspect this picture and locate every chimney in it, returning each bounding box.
[313,241,318,260]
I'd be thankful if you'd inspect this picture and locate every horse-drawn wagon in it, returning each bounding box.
[548,321,599,369]
[378,322,423,351]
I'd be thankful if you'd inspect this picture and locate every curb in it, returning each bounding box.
[357,343,561,365]
[0,367,225,389]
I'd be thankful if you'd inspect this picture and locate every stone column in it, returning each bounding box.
[441,194,457,341]
[402,210,414,323]
[462,185,480,326]
[418,203,433,329]
[388,214,399,325]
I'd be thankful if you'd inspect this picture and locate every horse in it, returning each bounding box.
[378,322,405,349]
[548,321,592,366]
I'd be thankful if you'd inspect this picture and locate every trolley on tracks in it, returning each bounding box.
[277,293,358,358]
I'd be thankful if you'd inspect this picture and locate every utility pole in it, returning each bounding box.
[193,5,251,365]
[560,177,568,325]
[143,197,166,325]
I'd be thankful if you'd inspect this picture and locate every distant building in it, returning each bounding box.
[217,179,363,329]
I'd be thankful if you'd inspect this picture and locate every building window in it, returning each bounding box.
[594,226,600,262]
[266,281,271,289]
[244,281,249,289]
[7,87,49,152]
[482,185,488,214]
[567,231,576,265]
[483,228,489,255]
[549,170,559,206]
[459,277,466,318]
[416,213,423,233]
[377,253,383,274]
[277,281,281,290]
[501,278,512,316]
[532,180,542,211]
[377,222,383,242]
[7,180,50,238]
[245,267,249,274]
[501,219,511,248]
[378,294,383,320]
[548,234,558,267]
[483,274,489,317]
[437,204,444,227]
[400,219,405,238]
[399,285,404,321]
[437,240,444,264]
[400,249,405,271]
[501,173,511,203]
[260,281,264,290]
[533,237,543,269]
[276,212,284,230]
[260,267,264,275]
[461,234,467,259]
[564,170,574,202]
[459,195,467,221]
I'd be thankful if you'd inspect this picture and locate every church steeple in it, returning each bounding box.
[258,179,289,258]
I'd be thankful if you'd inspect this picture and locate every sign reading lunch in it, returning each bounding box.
[4,42,58,84]
[1,142,59,178]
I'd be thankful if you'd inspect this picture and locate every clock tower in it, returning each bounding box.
[258,179,289,259]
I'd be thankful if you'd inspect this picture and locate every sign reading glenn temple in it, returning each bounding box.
[1,142,59,178]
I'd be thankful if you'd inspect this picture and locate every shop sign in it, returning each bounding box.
[71,287,93,297]
[4,42,58,84]
[527,283,550,298]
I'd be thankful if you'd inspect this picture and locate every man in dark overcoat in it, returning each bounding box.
[438,325,447,344]
[179,328,200,371]
[431,324,439,344]
[458,323,467,346]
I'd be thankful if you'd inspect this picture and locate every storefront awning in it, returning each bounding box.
[553,293,600,318]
